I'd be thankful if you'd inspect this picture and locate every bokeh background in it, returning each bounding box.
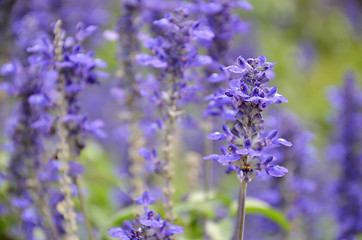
[0,0,362,239]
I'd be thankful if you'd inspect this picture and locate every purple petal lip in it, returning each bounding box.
[207,132,226,140]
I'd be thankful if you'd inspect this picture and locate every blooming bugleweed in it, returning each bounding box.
[196,0,253,63]
[108,192,183,240]
[11,0,110,52]
[204,56,291,240]
[2,19,107,240]
[205,56,291,181]
[0,59,59,239]
[137,7,213,222]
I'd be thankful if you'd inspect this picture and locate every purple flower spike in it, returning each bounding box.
[108,200,182,239]
[205,56,291,182]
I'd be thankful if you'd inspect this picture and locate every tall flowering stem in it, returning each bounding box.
[116,0,145,197]
[204,56,291,239]
[137,8,213,222]
[52,20,106,240]
[0,58,59,239]
[53,20,79,240]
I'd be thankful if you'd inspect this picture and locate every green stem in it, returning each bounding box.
[234,185,242,240]
[75,177,93,240]
[239,180,248,240]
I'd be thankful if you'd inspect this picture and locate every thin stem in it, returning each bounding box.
[36,190,59,239]
[75,176,93,240]
[234,185,242,240]
[162,75,179,223]
[239,180,248,240]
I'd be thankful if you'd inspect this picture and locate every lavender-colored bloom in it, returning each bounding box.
[1,20,107,239]
[10,0,111,52]
[327,73,362,239]
[137,8,213,222]
[204,56,291,181]
[27,22,107,153]
[135,191,156,208]
[108,192,183,240]
[0,58,59,239]
[137,8,213,77]
[194,0,252,63]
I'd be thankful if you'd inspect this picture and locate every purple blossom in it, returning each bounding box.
[0,56,59,239]
[136,8,213,78]
[108,192,183,240]
[194,0,252,63]
[10,0,111,52]
[204,56,291,181]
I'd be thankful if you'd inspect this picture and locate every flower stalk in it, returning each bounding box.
[162,75,178,223]
[53,20,79,240]
[237,180,248,240]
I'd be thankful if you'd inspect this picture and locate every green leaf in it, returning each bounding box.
[231,197,290,232]
[173,200,217,218]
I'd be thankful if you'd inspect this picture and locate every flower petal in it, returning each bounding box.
[207,132,226,140]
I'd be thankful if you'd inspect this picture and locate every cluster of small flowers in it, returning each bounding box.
[10,0,111,51]
[195,0,253,63]
[0,20,106,239]
[108,192,183,240]
[205,56,291,182]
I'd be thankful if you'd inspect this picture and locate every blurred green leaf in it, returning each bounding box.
[231,197,290,232]
[173,191,231,219]
[174,200,217,218]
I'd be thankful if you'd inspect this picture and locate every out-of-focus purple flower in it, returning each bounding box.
[136,8,213,78]
[11,0,111,52]
[134,191,156,207]
[108,192,183,240]
[0,54,59,240]
[194,0,252,64]
[136,8,214,222]
[327,73,362,239]
[204,56,291,182]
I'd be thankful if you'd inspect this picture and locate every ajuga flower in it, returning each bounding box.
[21,20,106,240]
[137,7,213,222]
[0,59,59,239]
[205,56,291,181]
[11,0,111,51]
[108,192,183,240]
[196,0,253,63]
[204,56,291,240]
